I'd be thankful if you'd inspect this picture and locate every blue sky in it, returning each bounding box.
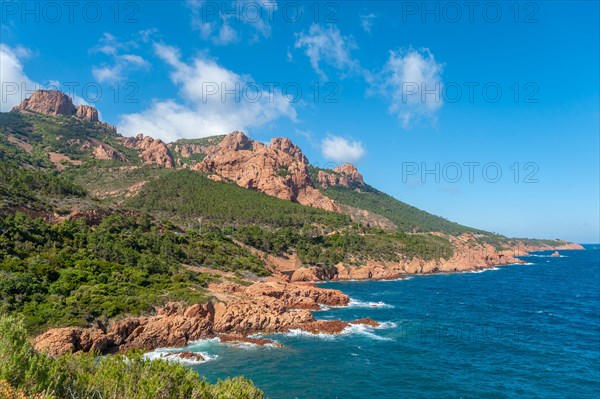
[1,1,598,242]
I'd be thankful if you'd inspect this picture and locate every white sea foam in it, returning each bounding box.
[276,320,396,342]
[340,323,393,341]
[462,267,500,274]
[144,349,217,365]
[281,328,337,340]
[376,321,397,329]
[347,299,394,309]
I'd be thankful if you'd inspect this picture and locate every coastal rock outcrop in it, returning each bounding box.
[34,281,362,356]
[192,132,338,211]
[243,281,349,309]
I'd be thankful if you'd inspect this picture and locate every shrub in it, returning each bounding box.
[0,315,264,399]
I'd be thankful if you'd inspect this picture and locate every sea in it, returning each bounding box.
[151,245,600,398]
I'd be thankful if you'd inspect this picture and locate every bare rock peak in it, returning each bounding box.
[318,163,365,188]
[12,89,100,123]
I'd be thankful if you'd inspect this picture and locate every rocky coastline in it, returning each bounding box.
[34,240,583,357]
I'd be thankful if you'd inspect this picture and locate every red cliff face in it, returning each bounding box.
[193,131,339,212]
[118,134,175,168]
[75,105,99,122]
[12,90,76,116]
[33,281,366,356]
[11,90,100,122]
[317,163,365,188]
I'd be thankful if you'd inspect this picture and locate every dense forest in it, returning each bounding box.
[0,213,267,332]
[321,184,484,235]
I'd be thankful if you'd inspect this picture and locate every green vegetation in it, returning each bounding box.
[1,164,87,210]
[0,315,264,399]
[63,164,170,203]
[234,225,453,267]
[127,170,351,229]
[0,212,268,332]
[172,135,226,147]
[0,113,132,163]
[321,184,484,235]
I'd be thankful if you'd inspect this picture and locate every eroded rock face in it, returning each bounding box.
[118,134,175,168]
[12,90,76,116]
[244,281,348,309]
[34,281,357,356]
[75,105,99,122]
[89,138,127,161]
[317,163,365,188]
[11,90,100,123]
[193,131,338,211]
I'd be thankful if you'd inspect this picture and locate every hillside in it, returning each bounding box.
[1,91,481,234]
[0,90,583,365]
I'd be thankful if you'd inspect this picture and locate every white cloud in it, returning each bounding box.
[294,24,360,81]
[118,42,297,141]
[0,44,37,112]
[91,33,150,83]
[0,46,93,112]
[373,48,444,128]
[321,135,365,163]
[360,13,376,33]
[187,0,277,45]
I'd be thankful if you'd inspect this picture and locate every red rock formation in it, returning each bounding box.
[193,131,338,211]
[34,281,357,356]
[89,138,127,161]
[244,281,349,309]
[317,163,364,188]
[75,105,99,122]
[11,90,101,123]
[118,134,175,168]
[12,90,76,116]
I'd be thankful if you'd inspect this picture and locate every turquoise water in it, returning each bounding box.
[186,246,600,398]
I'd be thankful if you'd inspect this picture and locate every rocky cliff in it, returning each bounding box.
[119,134,175,168]
[317,163,365,188]
[34,280,375,356]
[192,132,339,211]
[12,90,99,122]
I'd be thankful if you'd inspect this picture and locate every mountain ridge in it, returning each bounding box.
[5,89,478,234]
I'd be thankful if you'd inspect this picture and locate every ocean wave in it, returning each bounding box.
[341,324,393,341]
[316,299,395,311]
[224,341,281,349]
[462,267,500,274]
[275,321,395,342]
[375,321,397,329]
[144,349,217,365]
[280,328,337,340]
[347,299,394,309]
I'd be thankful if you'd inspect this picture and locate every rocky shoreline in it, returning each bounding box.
[34,240,584,357]
[34,281,377,356]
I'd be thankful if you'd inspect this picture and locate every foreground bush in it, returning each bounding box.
[0,315,264,399]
